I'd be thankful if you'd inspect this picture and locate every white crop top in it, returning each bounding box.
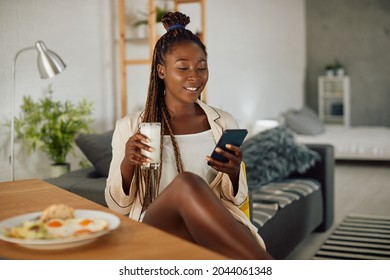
[159,129,218,193]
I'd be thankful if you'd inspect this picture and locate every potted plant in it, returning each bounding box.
[134,6,169,25]
[325,64,334,77]
[134,3,170,37]
[13,85,94,177]
[324,60,346,77]
[334,59,345,76]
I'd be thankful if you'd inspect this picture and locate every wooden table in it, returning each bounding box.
[0,179,227,260]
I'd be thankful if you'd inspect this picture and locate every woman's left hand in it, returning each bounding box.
[206,144,242,187]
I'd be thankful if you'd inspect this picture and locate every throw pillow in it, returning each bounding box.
[75,130,113,177]
[285,107,325,135]
[242,126,320,190]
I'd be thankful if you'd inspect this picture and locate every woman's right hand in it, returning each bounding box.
[123,133,152,167]
[120,133,152,193]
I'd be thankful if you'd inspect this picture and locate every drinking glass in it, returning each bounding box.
[139,122,161,170]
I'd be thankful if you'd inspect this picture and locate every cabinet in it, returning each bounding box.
[118,0,206,117]
[318,76,350,126]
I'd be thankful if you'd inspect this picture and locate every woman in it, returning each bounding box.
[105,11,272,260]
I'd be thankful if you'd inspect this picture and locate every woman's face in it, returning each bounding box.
[158,41,208,104]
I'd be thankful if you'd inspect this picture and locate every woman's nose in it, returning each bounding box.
[188,69,200,80]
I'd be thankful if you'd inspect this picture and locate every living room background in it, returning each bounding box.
[305,0,390,127]
[0,0,305,181]
[2,0,387,182]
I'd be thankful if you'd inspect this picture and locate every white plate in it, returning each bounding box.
[0,209,120,250]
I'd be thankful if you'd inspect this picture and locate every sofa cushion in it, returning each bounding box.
[285,107,325,135]
[250,178,320,227]
[75,130,113,177]
[242,126,320,190]
[256,184,323,259]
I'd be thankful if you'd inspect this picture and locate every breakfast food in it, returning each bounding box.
[43,218,108,238]
[3,204,109,240]
[5,220,47,240]
[39,203,75,222]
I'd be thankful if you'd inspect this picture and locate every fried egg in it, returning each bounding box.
[44,218,108,238]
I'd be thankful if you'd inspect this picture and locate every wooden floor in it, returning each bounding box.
[286,160,390,260]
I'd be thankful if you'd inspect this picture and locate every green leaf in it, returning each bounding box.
[12,85,94,165]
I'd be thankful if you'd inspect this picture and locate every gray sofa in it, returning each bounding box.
[45,128,334,259]
[251,144,334,259]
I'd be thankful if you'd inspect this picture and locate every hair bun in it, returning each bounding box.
[161,11,190,31]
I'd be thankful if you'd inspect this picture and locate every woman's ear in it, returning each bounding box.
[157,64,165,79]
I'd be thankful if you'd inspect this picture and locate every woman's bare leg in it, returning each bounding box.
[142,172,272,260]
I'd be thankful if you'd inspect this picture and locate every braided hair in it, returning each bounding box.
[134,11,207,213]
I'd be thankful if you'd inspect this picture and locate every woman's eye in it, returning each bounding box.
[178,67,188,70]
[197,63,207,71]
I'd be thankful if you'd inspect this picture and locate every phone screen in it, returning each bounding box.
[208,129,248,164]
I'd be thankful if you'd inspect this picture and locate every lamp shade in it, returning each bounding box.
[35,41,66,79]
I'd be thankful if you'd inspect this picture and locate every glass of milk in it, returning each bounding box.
[139,122,161,170]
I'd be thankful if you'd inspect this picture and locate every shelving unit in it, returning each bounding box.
[117,0,206,117]
[318,75,350,126]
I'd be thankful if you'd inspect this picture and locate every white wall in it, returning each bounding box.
[207,0,306,130]
[0,0,115,181]
[124,0,307,129]
[0,0,305,182]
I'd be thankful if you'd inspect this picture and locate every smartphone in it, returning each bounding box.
[208,129,248,165]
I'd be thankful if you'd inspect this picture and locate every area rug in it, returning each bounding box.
[313,214,390,260]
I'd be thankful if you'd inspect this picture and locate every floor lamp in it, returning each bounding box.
[10,40,66,181]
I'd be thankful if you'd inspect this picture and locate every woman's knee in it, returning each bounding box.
[172,172,209,191]
[175,171,204,183]
[164,172,213,201]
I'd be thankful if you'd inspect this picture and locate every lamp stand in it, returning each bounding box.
[9,41,66,181]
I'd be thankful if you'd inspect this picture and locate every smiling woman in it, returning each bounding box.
[105,11,272,260]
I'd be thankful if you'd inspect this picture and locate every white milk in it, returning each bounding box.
[139,122,161,169]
